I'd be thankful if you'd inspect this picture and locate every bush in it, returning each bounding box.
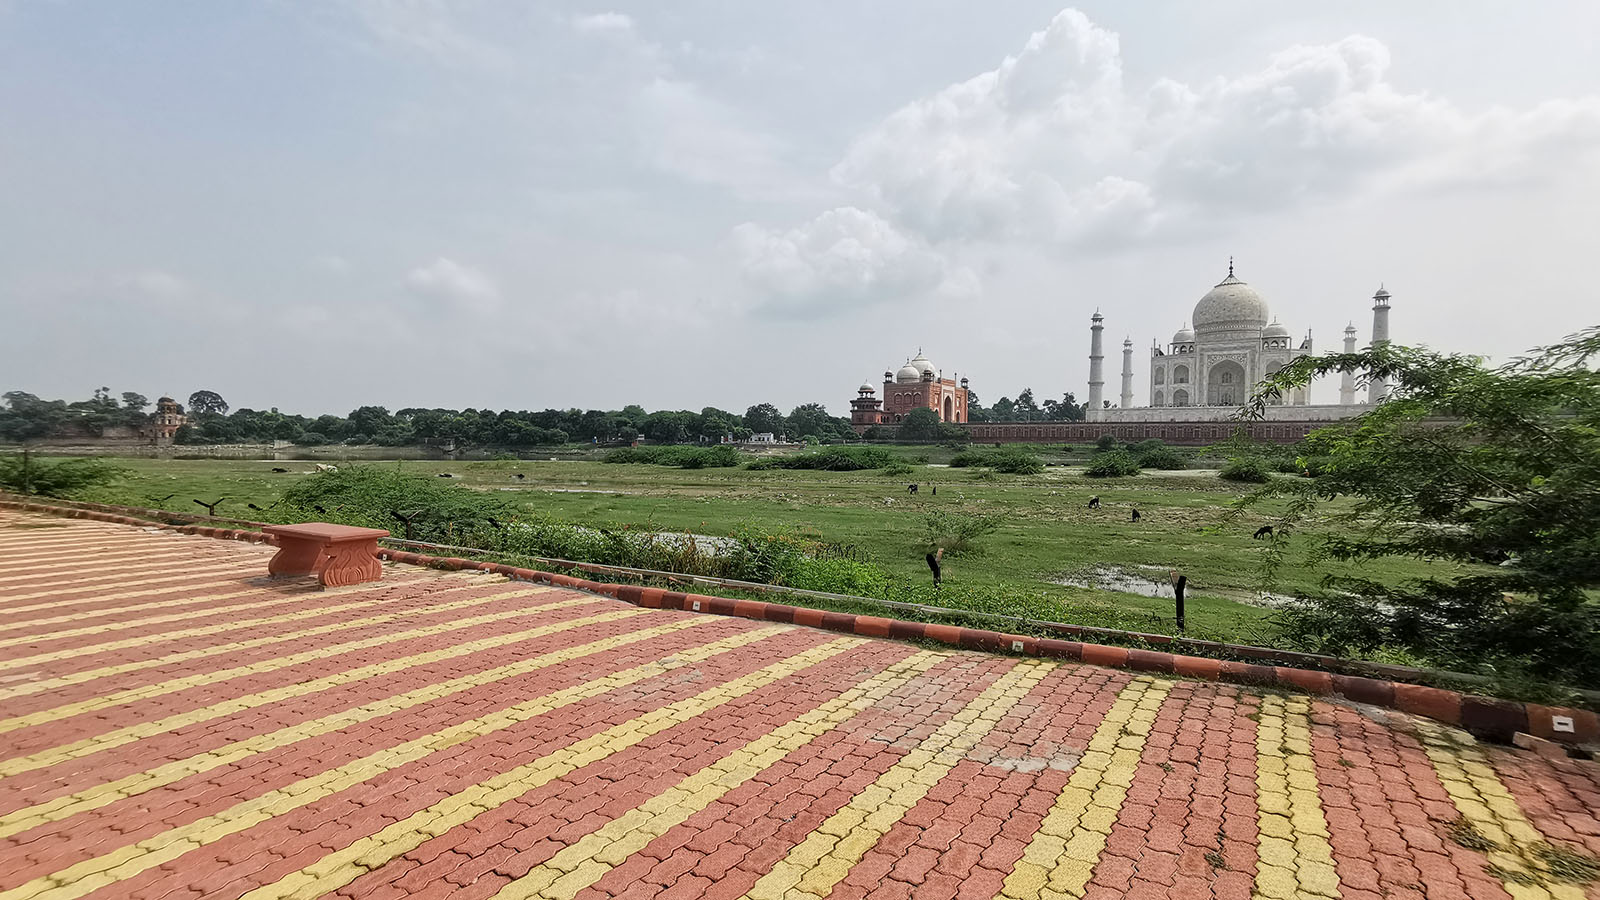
[1219,457,1272,483]
[879,462,916,477]
[922,509,1001,556]
[603,446,740,468]
[1084,450,1141,478]
[948,450,988,468]
[1135,446,1187,470]
[745,446,894,471]
[988,447,1044,474]
[1271,456,1302,474]
[277,466,515,540]
[1130,438,1166,455]
[1094,434,1118,452]
[0,452,126,498]
[295,432,329,446]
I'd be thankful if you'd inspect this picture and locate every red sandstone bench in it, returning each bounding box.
[262,523,389,587]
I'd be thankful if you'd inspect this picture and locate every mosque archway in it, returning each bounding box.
[943,396,954,421]
[1153,390,1164,407]
[1172,389,1189,407]
[1173,365,1189,384]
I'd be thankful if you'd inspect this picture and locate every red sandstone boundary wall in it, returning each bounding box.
[966,420,1332,445]
[3,496,1594,747]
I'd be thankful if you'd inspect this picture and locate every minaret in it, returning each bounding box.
[1368,287,1392,403]
[1087,310,1105,419]
[1120,337,1134,408]
[1339,322,1358,405]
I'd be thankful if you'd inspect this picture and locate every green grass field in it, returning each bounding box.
[61,451,1468,650]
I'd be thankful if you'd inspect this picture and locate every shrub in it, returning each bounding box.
[745,446,894,471]
[1084,450,1141,478]
[295,432,328,446]
[603,446,740,468]
[922,509,1001,556]
[1130,438,1166,455]
[1135,446,1187,470]
[1271,456,1302,474]
[988,447,1044,474]
[1219,457,1272,483]
[1094,434,1118,452]
[948,450,988,468]
[0,452,126,498]
[880,462,916,477]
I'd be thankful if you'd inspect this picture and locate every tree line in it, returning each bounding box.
[0,390,860,448]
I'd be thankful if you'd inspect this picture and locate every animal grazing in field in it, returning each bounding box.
[193,498,226,516]
[907,484,918,494]
[437,473,455,478]
[270,467,289,473]
[313,463,337,473]
[925,547,944,588]
[931,486,936,495]
[1087,496,1100,509]
[512,473,524,480]
[1253,525,1275,540]
[1130,509,1141,523]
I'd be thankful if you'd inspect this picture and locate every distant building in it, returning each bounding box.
[850,351,970,434]
[149,397,186,441]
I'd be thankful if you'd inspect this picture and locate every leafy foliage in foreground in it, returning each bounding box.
[0,452,126,498]
[1241,326,1600,685]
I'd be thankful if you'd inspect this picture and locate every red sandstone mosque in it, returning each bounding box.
[850,351,970,433]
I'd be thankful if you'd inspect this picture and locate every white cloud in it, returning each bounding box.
[571,12,634,36]
[404,258,501,312]
[731,207,976,316]
[632,77,802,200]
[831,9,1600,246]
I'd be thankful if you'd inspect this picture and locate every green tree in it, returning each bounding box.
[1014,388,1039,419]
[1241,327,1600,685]
[187,390,229,417]
[120,392,149,412]
[786,403,844,441]
[990,396,1016,421]
[898,407,944,441]
[1042,392,1085,421]
[743,403,786,435]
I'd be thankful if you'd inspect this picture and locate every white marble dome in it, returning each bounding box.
[1262,320,1291,338]
[908,353,937,376]
[1172,323,1195,344]
[1193,273,1270,335]
[895,364,922,383]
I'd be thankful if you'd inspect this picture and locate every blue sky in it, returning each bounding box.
[3,1,1597,415]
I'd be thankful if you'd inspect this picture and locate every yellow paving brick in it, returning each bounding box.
[223,636,865,900]
[0,587,571,730]
[0,605,644,778]
[998,676,1174,900]
[731,660,1052,900]
[0,625,804,900]
[1251,694,1340,900]
[1415,717,1588,899]
[0,578,436,673]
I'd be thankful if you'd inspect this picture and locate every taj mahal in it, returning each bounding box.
[1085,260,1393,424]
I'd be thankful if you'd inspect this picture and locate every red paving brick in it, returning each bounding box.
[1,509,1598,900]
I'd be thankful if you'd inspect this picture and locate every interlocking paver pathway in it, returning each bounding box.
[2,510,1597,900]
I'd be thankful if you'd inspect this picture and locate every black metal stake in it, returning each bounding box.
[1174,574,1187,633]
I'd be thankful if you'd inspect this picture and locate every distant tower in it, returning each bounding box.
[1340,322,1359,405]
[1120,337,1135,408]
[1368,287,1392,403]
[1087,311,1105,418]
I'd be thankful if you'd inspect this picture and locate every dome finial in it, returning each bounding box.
[1228,256,1234,278]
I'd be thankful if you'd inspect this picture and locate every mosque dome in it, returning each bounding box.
[1193,268,1270,335]
[908,352,937,377]
[1262,320,1291,338]
[1172,324,1194,344]
[858,382,876,393]
[895,364,922,384]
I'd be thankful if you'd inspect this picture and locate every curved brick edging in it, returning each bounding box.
[0,499,277,544]
[370,548,1599,747]
[2,497,1592,747]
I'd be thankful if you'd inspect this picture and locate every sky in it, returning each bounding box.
[2,1,1598,416]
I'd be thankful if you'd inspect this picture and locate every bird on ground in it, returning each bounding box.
[1130,509,1141,523]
